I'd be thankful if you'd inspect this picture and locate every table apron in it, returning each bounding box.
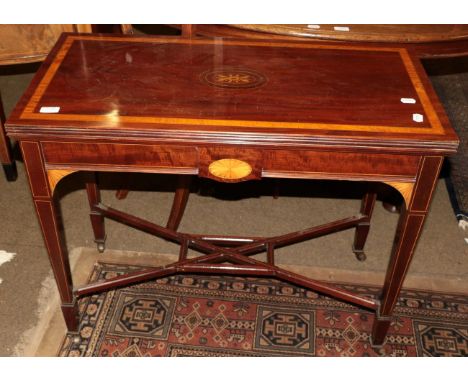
[40,141,421,183]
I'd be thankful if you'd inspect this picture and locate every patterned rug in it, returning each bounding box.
[58,263,468,357]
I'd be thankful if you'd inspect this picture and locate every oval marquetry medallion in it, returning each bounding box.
[208,158,253,180]
[200,67,267,89]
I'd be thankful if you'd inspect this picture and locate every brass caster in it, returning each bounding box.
[354,251,367,262]
[382,201,400,214]
[369,335,387,351]
[97,242,105,253]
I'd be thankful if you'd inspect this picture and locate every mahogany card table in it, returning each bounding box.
[5,34,459,347]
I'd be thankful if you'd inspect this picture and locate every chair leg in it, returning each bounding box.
[0,98,17,181]
[166,175,192,231]
[85,173,106,253]
[353,192,377,261]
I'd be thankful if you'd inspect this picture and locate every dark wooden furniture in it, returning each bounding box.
[0,97,13,178]
[182,24,468,58]
[221,24,468,43]
[6,34,458,347]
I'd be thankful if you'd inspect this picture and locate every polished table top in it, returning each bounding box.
[6,33,458,154]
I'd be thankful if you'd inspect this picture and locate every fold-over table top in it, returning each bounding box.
[6,34,458,152]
